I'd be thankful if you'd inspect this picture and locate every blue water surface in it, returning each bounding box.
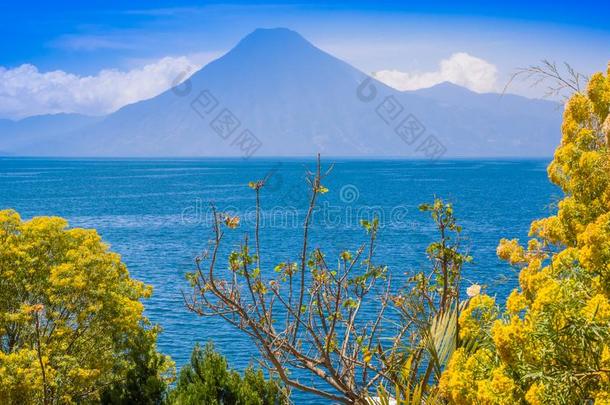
[0,158,559,402]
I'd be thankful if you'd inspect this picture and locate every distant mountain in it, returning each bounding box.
[0,28,562,157]
[0,113,102,155]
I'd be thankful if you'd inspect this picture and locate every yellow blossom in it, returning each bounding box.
[582,294,610,322]
[525,382,545,405]
[506,290,527,314]
[0,209,171,403]
[439,62,610,404]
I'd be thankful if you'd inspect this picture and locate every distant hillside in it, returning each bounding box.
[0,114,102,155]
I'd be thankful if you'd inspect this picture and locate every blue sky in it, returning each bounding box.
[1,1,609,119]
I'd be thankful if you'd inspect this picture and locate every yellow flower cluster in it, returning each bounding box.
[439,63,610,403]
[458,294,497,342]
[438,347,520,404]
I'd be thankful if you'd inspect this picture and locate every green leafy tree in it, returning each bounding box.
[167,342,287,405]
[101,326,174,405]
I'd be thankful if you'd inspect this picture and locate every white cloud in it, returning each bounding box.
[0,56,204,120]
[373,52,498,93]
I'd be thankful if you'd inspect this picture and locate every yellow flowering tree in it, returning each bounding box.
[0,210,171,404]
[439,63,610,403]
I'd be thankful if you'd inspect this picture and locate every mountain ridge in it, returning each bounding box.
[0,27,562,158]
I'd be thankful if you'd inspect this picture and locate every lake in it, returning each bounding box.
[0,157,559,401]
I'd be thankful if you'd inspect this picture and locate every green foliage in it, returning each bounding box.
[419,199,472,313]
[101,326,175,405]
[377,199,471,404]
[167,342,287,405]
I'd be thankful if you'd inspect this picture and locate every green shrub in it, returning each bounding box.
[101,326,174,405]
[167,342,288,405]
